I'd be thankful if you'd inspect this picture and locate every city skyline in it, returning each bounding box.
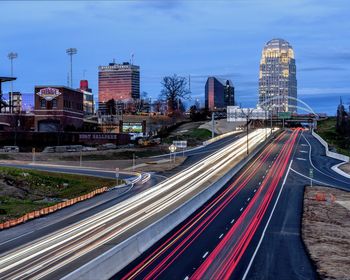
[0,1,350,114]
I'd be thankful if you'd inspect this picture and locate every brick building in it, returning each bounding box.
[34,86,84,132]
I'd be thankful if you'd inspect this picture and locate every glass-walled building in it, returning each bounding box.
[258,38,297,113]
[205,77,234,111]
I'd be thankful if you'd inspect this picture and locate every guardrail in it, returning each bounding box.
[312,130,349,162]
[0,187,108,231]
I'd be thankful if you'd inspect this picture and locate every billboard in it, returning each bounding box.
[122,122,143,133]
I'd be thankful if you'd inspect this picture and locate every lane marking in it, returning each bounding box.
[240,207,243,212]
[300,150,308,153]
[290,168,342,189]
[254,189,257,192]
[242,160,293,280]
[296,157,306,161]
[230,219,235,224]
[247,197,251,202]
[219,233,224,239]
[184,277,189,280]
[302,133,350,185]
[202,252,209,259]
[258,182,261,185]
[0,230,34,246]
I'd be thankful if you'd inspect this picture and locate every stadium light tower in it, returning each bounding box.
[66,48,77,88]
[8,52,18,114]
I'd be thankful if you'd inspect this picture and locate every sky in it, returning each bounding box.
[0,0,350,115]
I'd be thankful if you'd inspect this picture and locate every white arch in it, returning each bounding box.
[260,96,319,118]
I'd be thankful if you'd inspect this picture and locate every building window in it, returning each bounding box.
[40,99,46,108]
[52,99,57,108]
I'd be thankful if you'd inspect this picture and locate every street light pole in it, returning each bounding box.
[66,48,77,88]
[8,52,18,114]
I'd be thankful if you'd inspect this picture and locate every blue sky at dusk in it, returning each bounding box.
[0,0,349,115]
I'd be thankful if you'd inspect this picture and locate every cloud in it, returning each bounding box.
[299,87,350,96]
[299,66,347,72]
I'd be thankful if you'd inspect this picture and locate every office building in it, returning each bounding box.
[259,38,297,113]
[98,61,140,108]
[205,77,234,111]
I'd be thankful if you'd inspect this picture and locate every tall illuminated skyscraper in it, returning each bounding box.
[259,38,297,113]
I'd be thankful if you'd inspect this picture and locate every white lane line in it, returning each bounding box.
[247,197,251,202]
[240,207,244,212]
[242,160,293,280]
[301,144,307,146]
[258,182,261,185]
[184,277,189,280]
[219,233,224,239]
[290,168,341,189]
[300,150,308,153]
[296,157,307,161]
[254,189,257,192]
[0,230,34,246]
[262,175,265,179]
[231,219,235,224]
[302,133,350,184]
[202,252,209,258]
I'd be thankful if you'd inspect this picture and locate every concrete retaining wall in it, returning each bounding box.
[312,130,349,162]
[202,130,239,146]
[63,136,272,280]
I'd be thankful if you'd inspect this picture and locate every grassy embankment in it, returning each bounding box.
[0,167,116,222]
[316,117,350,157]
[162,128,212,146]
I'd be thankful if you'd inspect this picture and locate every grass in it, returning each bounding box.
[316,117,350,157]
[163,128,213,146]
[0,167,116,222]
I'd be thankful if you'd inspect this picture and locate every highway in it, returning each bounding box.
[0,129,268,279]
[117,128,350,280]
[0,130,246,252]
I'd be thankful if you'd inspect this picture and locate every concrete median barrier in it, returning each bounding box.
[63,134,273,280]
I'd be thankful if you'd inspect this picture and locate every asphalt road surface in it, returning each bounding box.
[116,128,350,280]
[0,129,267,279]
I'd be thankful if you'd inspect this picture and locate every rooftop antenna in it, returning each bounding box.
[67,72,70,87]
[188,74,191,93]
[131,53,134,65]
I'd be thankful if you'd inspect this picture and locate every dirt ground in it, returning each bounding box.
[302,186,350,280]
[339,162,350,175]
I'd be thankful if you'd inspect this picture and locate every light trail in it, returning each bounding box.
[0,129,272,279]
[120,131,287,280]
[191,128,300,279]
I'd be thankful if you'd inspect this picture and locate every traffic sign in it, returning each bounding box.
[169,144,177,153]
[278,112,291,119]
[173,140,187,148]
[309,168,313,178]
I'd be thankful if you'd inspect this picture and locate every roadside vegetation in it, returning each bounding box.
[162,128,213,146]
[0,167,116,222]
[316,117,350,157]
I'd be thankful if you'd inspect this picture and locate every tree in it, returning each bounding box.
[160,74,190,114]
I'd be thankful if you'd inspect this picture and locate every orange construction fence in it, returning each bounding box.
[0,186,108,231]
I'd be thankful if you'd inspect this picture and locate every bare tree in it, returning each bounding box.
[160,74,190,114]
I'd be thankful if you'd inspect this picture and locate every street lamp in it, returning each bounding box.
[240,108,254,155]
[8,52,18,114]
[66,48,77,88]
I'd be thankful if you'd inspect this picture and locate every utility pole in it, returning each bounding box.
[241,108,254,155]
[8,52,18,114]
[66,48,77,88]
[211,112,215,138]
